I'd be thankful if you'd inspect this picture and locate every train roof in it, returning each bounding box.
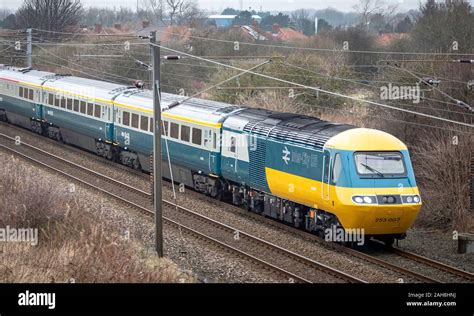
[41,74,127,103]
[0,65,128,103]
[115,89,242,126]
[223,107,355,150]
[0,66,242,124]
[0,66,352,135]
[0,66,52,87]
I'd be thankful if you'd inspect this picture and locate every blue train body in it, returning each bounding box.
[0,66,422,244]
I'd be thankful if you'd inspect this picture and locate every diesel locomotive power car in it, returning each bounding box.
[0,65,422,245]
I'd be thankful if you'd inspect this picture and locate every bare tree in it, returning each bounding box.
[354,0,384,26]
[291,9,311,31]
[176,0,204,26]
[141,0,200,25]
[166,0,181,25]
[16,0,83,32]
[141,0,166,25]
[354,0,398,30]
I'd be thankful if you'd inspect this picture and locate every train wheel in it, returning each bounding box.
[132,158,141,170]
[106,148,114,161]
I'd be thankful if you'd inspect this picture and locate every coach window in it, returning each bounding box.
[150,118,154,133]
[67,98,73,110]
[60,97,66,108]
[94,104,101,118]
[29,89,34,101]
[170,122,179,139]
[54,95,60,107]
[48,94,54,106]
[122,111,130,126]
[131,113,139,129]
[19,87,23,98]
[140,115,148,131]
[86,103,93,116]
[192,128,202,145]
[161,120,168,136]
[80,101,86,114]
[73,100,79,112]
[181,125,190,142]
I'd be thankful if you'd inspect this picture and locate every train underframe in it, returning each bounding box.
[192,176,404,246]
[0,112,143,171]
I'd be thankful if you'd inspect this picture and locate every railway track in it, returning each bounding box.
[368,240,474,283]
[223,198,474,283]
[0,132,365,284]
[1,123,473,284]
[227,200,474,283]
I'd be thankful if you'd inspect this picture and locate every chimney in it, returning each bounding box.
[94,23,102,33]
[272,23,281,34]
[114,23,122,31]
[142,20,150,29]
[314,18,318,35]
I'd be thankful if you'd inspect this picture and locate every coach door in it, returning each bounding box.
[321,150,331,202]
[34,103,43,120]
[204,129,215,173]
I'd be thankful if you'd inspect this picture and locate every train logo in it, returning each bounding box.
[282,146,291,165]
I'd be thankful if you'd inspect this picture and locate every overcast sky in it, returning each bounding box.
[1,0,473,13]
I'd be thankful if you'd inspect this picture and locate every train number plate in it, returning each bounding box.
[375,217,400,223]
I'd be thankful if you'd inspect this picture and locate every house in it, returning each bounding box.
[376,33,409,47]
[251,15,262,24]
[240,24,267,41]
[135,20,192,43]
[208,14,262,28]
[208,15,237,28]
[269,24,309,42]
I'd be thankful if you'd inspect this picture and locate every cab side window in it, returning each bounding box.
[332,154,342,184]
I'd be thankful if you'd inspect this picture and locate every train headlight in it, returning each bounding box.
[363,196,373,204]
[352,195,377,205]
[402,195,421,204]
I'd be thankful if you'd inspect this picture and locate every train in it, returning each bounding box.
[0,65,422,245]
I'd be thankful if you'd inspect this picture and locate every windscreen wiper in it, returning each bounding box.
[360,163,384,177]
